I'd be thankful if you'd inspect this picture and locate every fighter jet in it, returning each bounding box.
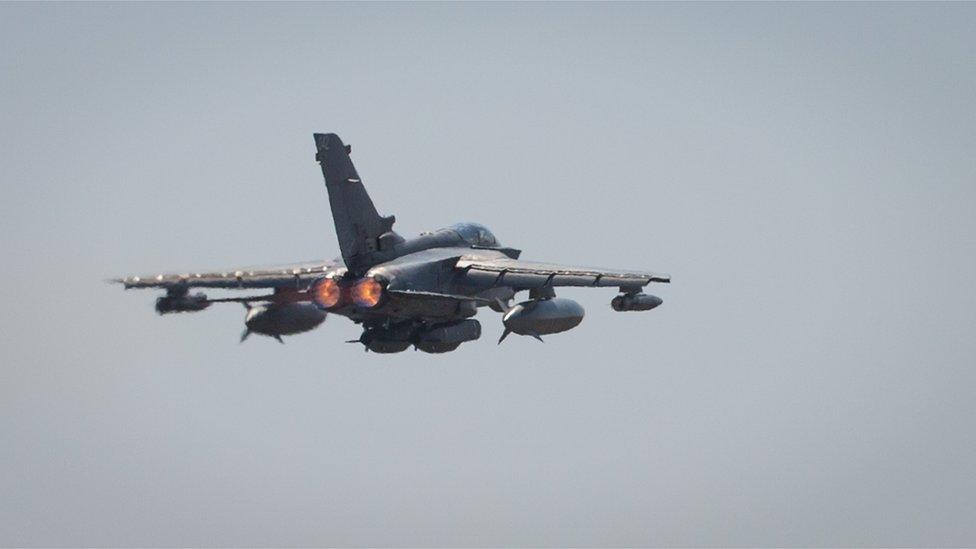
[115,133,670,352]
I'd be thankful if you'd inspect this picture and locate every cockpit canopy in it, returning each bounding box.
[450,222,499,247]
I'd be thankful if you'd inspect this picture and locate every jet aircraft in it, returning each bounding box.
[115,133,670,352]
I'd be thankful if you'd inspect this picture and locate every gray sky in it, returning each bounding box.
[2,3,975,546]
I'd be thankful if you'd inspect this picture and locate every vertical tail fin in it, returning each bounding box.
[313,133,396,274]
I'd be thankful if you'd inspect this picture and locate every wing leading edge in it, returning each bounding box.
[455,256,670,291]
[114,260,340,290]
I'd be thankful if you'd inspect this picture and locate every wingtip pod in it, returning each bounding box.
[611,293,663,312]
[110,276,148,290]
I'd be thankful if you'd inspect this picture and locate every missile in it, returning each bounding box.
[415,319,482,353]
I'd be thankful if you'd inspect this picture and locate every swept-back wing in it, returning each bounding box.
[455,256,670,292]
[115,260,339,290]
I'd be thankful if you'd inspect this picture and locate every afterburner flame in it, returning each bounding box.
[352,277,383,308]
[311,278,341,309]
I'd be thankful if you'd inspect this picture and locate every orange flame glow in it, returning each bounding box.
[311,278,341,309]
[351,278,383,308]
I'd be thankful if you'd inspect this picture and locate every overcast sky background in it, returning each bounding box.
[2,3,975,547]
